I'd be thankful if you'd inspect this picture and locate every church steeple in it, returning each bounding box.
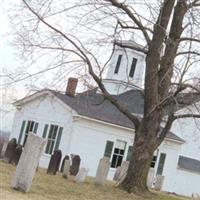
[102,40,146,95]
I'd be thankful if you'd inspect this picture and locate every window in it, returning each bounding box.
[114,55,123,74]
[156,153,166,175]
[23,120,38,146]
[111,140,126,168]
[104,141,114,158]
[45,124,63,155]
[129,58,137,78]
[151,156,157,168]
[126,146,133,161]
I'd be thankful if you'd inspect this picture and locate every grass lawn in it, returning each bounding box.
[0,161,190,200]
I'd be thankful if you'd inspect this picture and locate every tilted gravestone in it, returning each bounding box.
[47,150,62,175]
[11,133,46,192]
[11,145,23,165]
[113,166,121,181]
[3,138,17,163]
[95,157,110,185]
[1,140,8,158]
[117,161,130,184]
[147,168,155,188]
[60,155,70,172]
[62,159,71,179]
[70,154,81,176]
[154,175,164,191]
[75,167,89,183]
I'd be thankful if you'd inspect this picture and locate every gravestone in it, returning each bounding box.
[62,159,71,179]
[70,155,81,176]
[154,175,164,191]
[11,145,23,165]
[47,150,62,175]
[0,140,8,158]
[75,167,89,183]
[147,168,155,188]
[11,133,46,192]
[118,161,130,183]
[113,166,121,181]
[95,157,110,185]
[60,155,70,172]
[3,138,17,163]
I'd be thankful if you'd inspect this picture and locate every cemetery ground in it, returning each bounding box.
[0,161,190,200]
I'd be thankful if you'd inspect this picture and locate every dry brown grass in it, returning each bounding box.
[0,161,190,200]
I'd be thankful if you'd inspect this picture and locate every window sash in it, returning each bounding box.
[156,153,166,175]
[111,140,126,168]
[129,58,137,78]
[45,124,63,154]
[23,120,38,146]
[114,55,122,74]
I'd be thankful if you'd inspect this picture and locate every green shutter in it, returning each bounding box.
[33,122,39,133]
[55,127,63,150]
[18,120,26,144]
[157,153,166,175]
[126,146,133,161]
[104,141,114,158]
[42,124,49,139]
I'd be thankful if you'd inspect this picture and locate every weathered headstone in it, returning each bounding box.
[47,150,62,175]
[3,138,17,163]
[70,154,81,176]
[11,133,46,192]
[154,175,164,191]
[113,166,121,181]
[62,159,71,179]
[95,157,110,185]
[0,140,8,158]
[118,161,130,183]
[75,167,89,183]
[60,155,70,172]
[11,145,23,165]
[147,168,155,188]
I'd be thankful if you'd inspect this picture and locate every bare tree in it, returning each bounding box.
[4,0,200,194]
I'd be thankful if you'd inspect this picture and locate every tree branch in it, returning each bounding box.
[22,0,141,130]
[106,0,151,44]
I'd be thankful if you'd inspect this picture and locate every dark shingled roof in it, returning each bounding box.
[178,156,200,174]
[50,89,184,143]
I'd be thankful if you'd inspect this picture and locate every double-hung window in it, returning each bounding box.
[129,57,137,78]
[22,120,39,146]
[43,124,63,155]
[114,55,123,74]
[111,140,126,168]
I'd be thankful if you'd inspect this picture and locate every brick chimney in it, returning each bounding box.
[65,77,78,96]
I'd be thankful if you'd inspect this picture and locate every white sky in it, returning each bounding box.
[0,0,26,131]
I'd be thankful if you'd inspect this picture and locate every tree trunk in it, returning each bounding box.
[119,126,157,194]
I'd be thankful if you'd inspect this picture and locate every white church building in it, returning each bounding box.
[10,42,200,197]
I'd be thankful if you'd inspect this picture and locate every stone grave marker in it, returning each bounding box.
[11,145,23,165]
[3,138,17,163]
[147,168,155,188]
[1,140,8,158]
[60,155,70,172]
[75,167,89,183]
[11,133,46,192]
[70,154,81,176]
[62,159,71,179]
[47,150,62,175]
[118,161,130,183]
[95,157,110,185]
[113,166,121,181]
[154,175,164,191]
